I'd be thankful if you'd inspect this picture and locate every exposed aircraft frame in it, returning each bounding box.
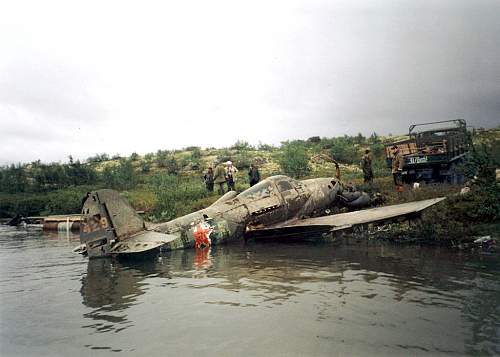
[75,175,444,258]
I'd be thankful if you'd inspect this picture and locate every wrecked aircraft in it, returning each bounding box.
[74,175,445,258]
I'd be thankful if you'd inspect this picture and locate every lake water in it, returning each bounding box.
[0,225,499,356]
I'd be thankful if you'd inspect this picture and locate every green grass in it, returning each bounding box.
[1,128,498,232]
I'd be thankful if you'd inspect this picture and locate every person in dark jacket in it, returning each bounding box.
[203,167,214,192]
[360,149,374,184]
[248,164,261,187]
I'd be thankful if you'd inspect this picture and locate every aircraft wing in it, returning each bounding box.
[246,197,446,239]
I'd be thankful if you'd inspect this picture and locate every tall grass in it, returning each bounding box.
[147,173,218,221]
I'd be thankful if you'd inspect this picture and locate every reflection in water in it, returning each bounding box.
[79,242,500,355]
[2,224,498,355]
[81,259,140,333]
[194,246,212,271]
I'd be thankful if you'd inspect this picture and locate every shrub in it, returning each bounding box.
[191,147,202,159]
[141,162,151,173]
[86,153,109,163]
[101,159,138,190]
[156,150,169,168]
[144,152,155,162]
[307,136,321,143]
[0,186,95,217]
[257,142,276,151]
[328,137,360,164]
[231,140,254,151]
[278,141,310,178]
[149,173,209,220]
[216,149,233,164]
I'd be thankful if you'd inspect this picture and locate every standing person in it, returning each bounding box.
[360,149,374,184]
[391,146,405,193]
[248,164,261,187]
[225,161,238,191]
[213,162,226,195]
[203,167,214,193]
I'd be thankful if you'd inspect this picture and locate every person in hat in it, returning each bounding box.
[360,149,374,184]
[391,146,405,193]
[225,161,238,191]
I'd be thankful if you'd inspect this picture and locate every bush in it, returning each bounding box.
[231,140,254,151]
[44,187,89,215]
[328,137,360,164]
[307,136,321,143]
[141,162,151,173]
[0,193,46,217]
[278,141,310,178]
[257,142,276,151]
[0,186,95,217]
[101,159,138,190]
[144,152,155,162]
[86,153,109,163]
[149,173,210,220]
[156,150,169,168]
[216,149,233,164]
[191,147,202,160]
[234,151,252,169]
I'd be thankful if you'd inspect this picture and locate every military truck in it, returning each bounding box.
[385,119,471,184]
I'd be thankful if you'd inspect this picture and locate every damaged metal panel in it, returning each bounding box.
[259,197,446,233]
[110,231,178,254]
[76,175,445,259]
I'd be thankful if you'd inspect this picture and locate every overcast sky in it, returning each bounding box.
[0,0,499,164]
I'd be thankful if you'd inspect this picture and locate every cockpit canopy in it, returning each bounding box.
[237,175,302,199]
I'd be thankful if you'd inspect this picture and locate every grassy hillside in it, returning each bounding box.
[1,128,499,230]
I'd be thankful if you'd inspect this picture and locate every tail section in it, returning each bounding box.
[78,189,176,258]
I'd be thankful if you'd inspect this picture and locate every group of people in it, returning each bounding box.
[360,146,404,193]
[203,161,260,195]
[203,147,404,196]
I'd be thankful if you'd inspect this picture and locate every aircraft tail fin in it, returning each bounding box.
[78,189,180,258]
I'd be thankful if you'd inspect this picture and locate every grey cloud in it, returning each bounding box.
[0,56,106,123]
[261,0,500,137]
[0,0,499,165]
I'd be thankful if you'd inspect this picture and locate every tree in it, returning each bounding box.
[0,164,28,193]
[66,160,98,186]
[355,132,365,144]
[369,132,380,144]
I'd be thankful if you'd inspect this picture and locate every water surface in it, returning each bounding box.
[1,226,499,356]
